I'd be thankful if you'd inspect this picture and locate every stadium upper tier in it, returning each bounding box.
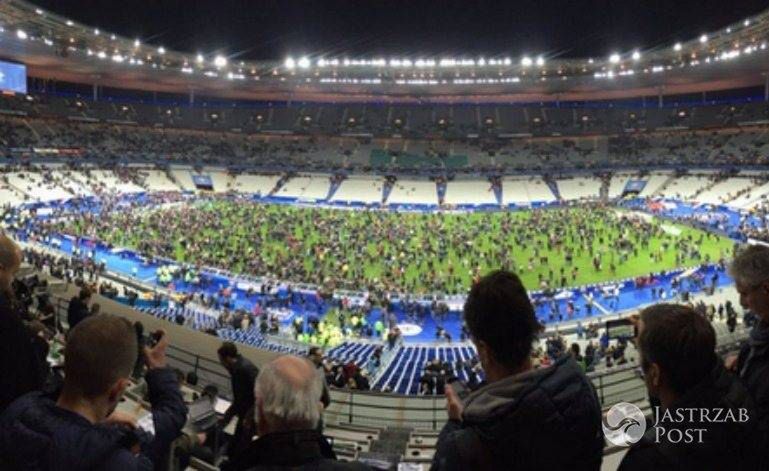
[3,0,769,102]
[3,92,769,173]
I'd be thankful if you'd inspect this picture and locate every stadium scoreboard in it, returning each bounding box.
[0,60,27,94]
[192,174,214,190]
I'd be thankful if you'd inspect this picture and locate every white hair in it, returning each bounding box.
[730,244,769,288]
[254,356,323,432]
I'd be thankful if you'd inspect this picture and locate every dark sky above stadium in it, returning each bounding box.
[30,0,769,62]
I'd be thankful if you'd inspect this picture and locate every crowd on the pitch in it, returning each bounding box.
[39,197,730,296]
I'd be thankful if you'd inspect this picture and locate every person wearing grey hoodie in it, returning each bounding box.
[431,270,604,471]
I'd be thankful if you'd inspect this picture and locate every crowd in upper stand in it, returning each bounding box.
[3,91,769,173]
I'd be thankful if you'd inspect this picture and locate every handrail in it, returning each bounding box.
[47,289,749,432]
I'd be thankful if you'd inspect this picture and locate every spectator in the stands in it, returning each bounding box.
[0,315,187,469]
[730,244,769,431]
[222,355,370,470]
[0,234,47,413]
[431,270,604,470]
[619,304,760,470]
[308,347,331,410]
[218,341,260,459]
[67,286,92,330]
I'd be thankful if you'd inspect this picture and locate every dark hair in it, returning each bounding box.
[64,314,137,398]
[639,304,717,394]
[308,347,322,357]
[186,371,199,386]
[217,341,238,359]
[463,270,540,370]
[79,287,92,300]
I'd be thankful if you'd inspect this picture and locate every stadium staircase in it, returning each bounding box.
[436,180,447,205]
[651,174,678,198]
[381,178,395,204]
[325,177,345,201]
[545,178,562,201]
[691,175,726,201]
[270,174,291,196]
[492,180,503,205]
[164,168,182,190]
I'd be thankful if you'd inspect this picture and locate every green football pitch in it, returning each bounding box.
[66,201,736,294]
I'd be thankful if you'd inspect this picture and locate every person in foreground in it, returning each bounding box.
[0,314,187,470]
[430,270,604,471]
[729,244,769,430]
[619,304,761,470]
[223,355,370,470]
[0,234,47,414]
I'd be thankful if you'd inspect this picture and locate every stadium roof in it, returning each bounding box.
[2,0,769,103]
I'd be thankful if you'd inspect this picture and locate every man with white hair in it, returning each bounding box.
[222,355,370,470]
[730,244,769,431]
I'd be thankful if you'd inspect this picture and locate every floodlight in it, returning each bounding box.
[16,29,27,40]
[158,47,166,54]
[521,56,533,67]
[609,53,620,64]
[214,55,227,67]
[673,43,682,51]
[632,51,641,61]
[700,34,708,44]
[298,56,310,69]
[285,57,296,69]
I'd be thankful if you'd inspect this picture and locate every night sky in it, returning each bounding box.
[29,0,769,62]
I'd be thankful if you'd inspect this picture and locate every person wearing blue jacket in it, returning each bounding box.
[0,314,187,470]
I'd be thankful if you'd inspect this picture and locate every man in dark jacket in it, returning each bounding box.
[0,234,47,413]
[0,314,187,470]
[67,287,92,330]
[222,355,369,471]
[730,244,769,432]
[431,270,604,471]
[619,304,761,470]
[218,341,260,458]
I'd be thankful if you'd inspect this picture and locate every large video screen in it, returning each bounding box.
[0,60,27,94]
[192,174,214,190]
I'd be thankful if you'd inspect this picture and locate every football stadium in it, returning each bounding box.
[1,0,769,469]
